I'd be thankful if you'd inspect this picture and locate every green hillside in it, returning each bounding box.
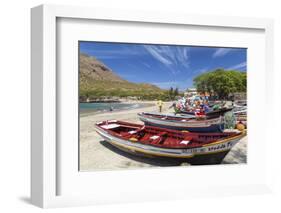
[79,53,170,101]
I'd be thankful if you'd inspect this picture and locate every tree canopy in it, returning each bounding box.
[193,69,247,99]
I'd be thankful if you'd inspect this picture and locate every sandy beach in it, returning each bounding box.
[79,101,247,171]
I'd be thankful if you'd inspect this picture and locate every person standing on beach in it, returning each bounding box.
[169,102,180,115]
[157,100,163,112]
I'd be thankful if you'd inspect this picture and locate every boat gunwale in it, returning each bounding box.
[138,113,223,128]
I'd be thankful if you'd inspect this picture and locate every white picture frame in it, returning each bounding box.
[31,4,274,208]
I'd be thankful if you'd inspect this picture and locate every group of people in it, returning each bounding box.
[156,96,224,117]
[177,97,210,116]
[172,97,211,116]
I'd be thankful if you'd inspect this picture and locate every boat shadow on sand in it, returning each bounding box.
[99,140,230,166]
[99,140,187,166]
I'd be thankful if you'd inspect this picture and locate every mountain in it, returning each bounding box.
[80,53,125,83]
[79,53,165,100]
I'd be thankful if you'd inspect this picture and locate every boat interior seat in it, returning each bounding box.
[119,132,132,138]
[163,136,193,146]
[140,133,155,141]
[119,127,142,138]
[150,132,168,145]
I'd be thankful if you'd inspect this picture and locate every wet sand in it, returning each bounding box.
[79,101,247,171]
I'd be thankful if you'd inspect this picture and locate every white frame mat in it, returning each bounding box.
[31,4,274,208]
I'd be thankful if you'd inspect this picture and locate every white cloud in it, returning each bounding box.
[142,62,151,68]
[152,79,193,90]
[143,45,190,73]
[195,67,209,74]
[152,81,178,88]
[227,62,247,70]
[212,48,233,58]
[152,81,185,90]
[144,45,172,65]
[143,46,172,66]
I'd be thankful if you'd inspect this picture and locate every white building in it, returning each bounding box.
[184,88,197,97]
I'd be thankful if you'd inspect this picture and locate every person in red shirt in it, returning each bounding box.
[195,106,206,119]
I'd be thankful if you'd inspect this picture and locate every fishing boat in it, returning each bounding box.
[138,112,225,132]
[95,120,246,164]
[179,107,233,119]
[233,105,247,116]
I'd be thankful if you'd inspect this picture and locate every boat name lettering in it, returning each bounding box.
[208,142,234,152]
[208,144,226,151]
[182,148,206,154]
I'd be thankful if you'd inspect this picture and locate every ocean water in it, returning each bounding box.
[80,102,147,115]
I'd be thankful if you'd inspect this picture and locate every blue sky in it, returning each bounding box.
[80,41,246,91]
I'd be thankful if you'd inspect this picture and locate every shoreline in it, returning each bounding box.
[80,101,159,117]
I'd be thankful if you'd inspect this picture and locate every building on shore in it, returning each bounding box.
[184,88,197,97]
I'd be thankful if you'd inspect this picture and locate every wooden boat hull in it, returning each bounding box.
[138,112,224,132]
[104,139,232,165]
[95,123,246,161]
[180,107,233,119]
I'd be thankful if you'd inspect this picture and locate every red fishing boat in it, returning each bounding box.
[95,120,246,164]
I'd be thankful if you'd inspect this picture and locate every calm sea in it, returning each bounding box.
[80,102,148,115]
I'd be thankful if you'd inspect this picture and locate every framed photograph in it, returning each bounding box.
[78,41,248,171]
[31,4,274,208]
